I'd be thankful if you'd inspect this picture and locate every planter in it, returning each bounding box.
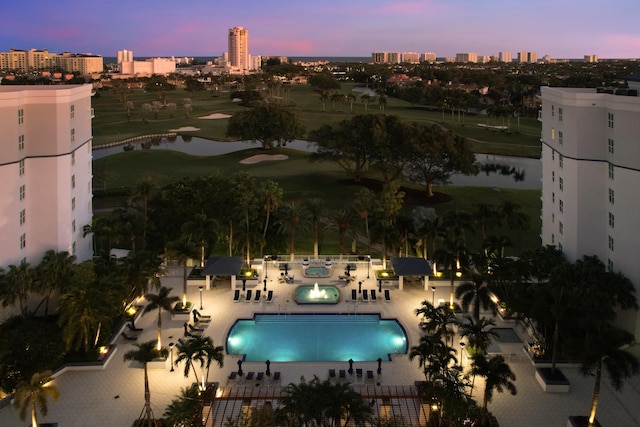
[172,301,192,320]
[567,416,602,427]
[535,367,570,392]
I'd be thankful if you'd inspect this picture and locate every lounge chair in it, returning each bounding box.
[245,290,252,302]
[189,324,204,333]
[266,290,274,302]
[193,309,211,319]
[384,289,391,302]
[356,368,363,378]
[228,371,237,380]
[367,370,374,379]
[339,369,346,379]
[233,289,241,302]
[370,289,378,301]
[273,372,281,381]
[178,338,187,346]
[126,323,142,333]
[329,369,336,378]
[245,372,255,380]
[254,290,262,302]
[256,372,264,381]
[351,289,357,301]
[362,290,369,302]
[121,332,137,341]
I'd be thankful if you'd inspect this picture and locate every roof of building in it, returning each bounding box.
[201,256,244,276]
[390,257,432,276]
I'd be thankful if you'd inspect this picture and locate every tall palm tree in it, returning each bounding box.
[276,202,308,262]
[163,386,201,427]
[0,263,34,318]
[123,340,168,427]
[433,235,468,309]
[143,287,179,351]
[414,300,458,344]
[35,250,76,316]
[353,188,375,255]
[175,336,224,391]
[165,239,198,307]
[182,212,218,268]
[13,370,60,427]
[303,198,326,259]
[459,316,498,355]
[361,93,371,112]
[129,178,157,249]
[574,326,638,427]
[472,203,501,240]
[325,209,354,257]
[259,180,283,247]
[471,354,517,410]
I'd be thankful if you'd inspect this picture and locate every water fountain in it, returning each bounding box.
[309,282,327,299]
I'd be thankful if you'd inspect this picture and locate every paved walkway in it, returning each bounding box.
[1,261,639,426]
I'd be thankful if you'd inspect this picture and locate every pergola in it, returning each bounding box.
[200,256,244,290]
[390,257,432,290]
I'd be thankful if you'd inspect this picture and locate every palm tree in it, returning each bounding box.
[471,354,517,410]
[182,212,218,268]
[123,340,168,427]
[163,386,202,427]
[165,239,198,307]
[175,335,224,391]
[455,271,496,321]
[414,300,458,344]
[353,188,375,255]
[574,326,638,427]
[346,93,356,112]
[361,93,371,112]
[259,180,283,247]
[304,198,326,259]
[35,250,76,316]
[0,263,34,317]
[319,91,329,111]
[472,203,501,240]
[129,178,157,248]
[378,94,387,113]
[325,209,354,257]
[143,287,179,351]
[433,235,468,309]
[13,370,60,427]
[276,202,308,262]
[459,316,498,355]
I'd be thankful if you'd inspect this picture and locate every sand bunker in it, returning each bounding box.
[239,154,289,164]
[199,113,232,119]
[169,126,200,131]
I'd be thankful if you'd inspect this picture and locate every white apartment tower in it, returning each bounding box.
[499,51,512,63]
[117,49,133,64]
[0,85,94,269]
[540,86,640,339]
[228,26,249,72]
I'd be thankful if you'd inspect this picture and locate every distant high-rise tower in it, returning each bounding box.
[228,26,249,72]
[117,49,133,63]
[499,51,512,63]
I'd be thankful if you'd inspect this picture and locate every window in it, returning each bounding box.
[19,159,24,176]
[558,131,563,145]
[559,154,563,168]
[70,104,75,119]
[608,163,614,180]
[19,209,25,225]
[559,200,563,213]
[72,219,76,233]
[71,151,75,165]
[18,109,24,125]
[70,128,75,142]
[552,171,555,182]
[552,150,555,160]
[19,185,25,201]
[551,105,555,117]
[608,112,614,128]
[607,259,614,272]
[552,192,555,203]
[18,134,24,151]
[72,242,76,256]
[20,234,26,249]
[609,212,614,228]
[551,127,555,140]
[71,174,76,189]
[559,222,563,235]
[608,235,614,251]
[552,213,555,223]
[558,107,563,122]
[609,188,614,204]
[608,138,614,154]
[551,234,555,244]
[559,177,563,191]
[71,197,76,211]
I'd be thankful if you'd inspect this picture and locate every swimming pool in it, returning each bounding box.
[303,266,331,277]
[226,313,408,362]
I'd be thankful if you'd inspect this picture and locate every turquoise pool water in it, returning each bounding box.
[295,285,340,304]
[303,266,331,277]
[226,313,408,362]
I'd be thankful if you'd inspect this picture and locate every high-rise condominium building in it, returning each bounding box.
[0,85,94,272]
[499,51,512,63]
[0,49,103,74]
[540,86,640,339]
[517,51,538,63]
[117,49,133,64]
[228,26,249,72]
[421,52,436,62]
[455,53,478,63]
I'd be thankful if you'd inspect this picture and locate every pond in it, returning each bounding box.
[92,136,541,189]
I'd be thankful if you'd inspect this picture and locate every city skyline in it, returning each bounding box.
[2,0,639,59]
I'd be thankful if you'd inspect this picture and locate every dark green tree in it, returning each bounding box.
[226,105,305,149]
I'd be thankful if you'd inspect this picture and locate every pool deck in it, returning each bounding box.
[1,261,639,426]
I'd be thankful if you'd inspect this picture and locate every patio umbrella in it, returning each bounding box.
[284,264,288,275]
[358,282,362,294]
[378,279,382,292]
[377,358,382,375]
[242,279,246,292]
[263,279,267,292]
[237,360,243,377]
[183,322,188,336]
[266,360,271,376]
[348,358,354,376]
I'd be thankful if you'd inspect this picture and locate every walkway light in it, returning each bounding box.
[169,342,175,372]
[431,286,436,305]
[199,286,203,310]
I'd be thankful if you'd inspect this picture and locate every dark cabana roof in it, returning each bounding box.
[200,256,244,276]
[391,257,432,276]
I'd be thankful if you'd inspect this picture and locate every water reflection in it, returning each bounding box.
[480,163,526,182]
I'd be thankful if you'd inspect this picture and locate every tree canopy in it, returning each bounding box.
[226,105,305,149]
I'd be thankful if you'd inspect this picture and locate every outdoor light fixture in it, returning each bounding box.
[460,342,466,368]
[367,256,370,279]
[198,286,203,310]
[169,342,175,372]
[431,286,436,305]
[264,255,270,279]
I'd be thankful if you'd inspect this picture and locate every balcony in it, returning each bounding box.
[537,110,542,121]
[91,108,95,118]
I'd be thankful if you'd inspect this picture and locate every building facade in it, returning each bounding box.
[540,86,640,338]
[499,51,512,63]
[0,85,94,270]
[228,26,249,72]
[455,53,478,63]
[0,49,103,74]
